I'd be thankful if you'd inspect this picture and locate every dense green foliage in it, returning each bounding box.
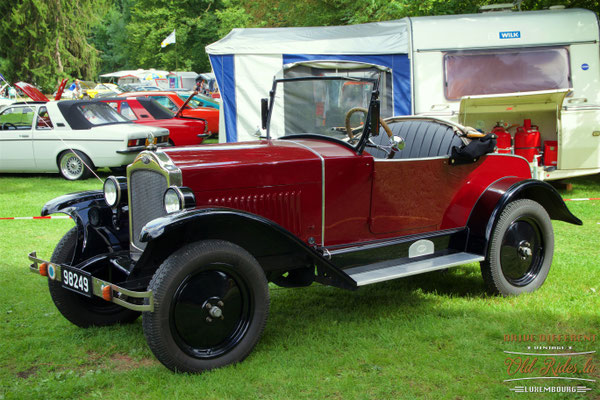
[1,0,599,91]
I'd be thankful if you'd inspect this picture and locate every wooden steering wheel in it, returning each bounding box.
[344,107,394,141]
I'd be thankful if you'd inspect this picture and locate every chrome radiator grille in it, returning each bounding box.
[130,169,168,250]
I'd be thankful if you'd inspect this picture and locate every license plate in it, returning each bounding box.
[61,266,93,297]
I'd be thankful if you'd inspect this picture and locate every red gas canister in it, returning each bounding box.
[514,119,541,163]
[491,122,512,154]
[544,140,558,166]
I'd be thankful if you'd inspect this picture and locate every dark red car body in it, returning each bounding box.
[98,97,207,146]
[162,139,533,247]
[29,75,581,374]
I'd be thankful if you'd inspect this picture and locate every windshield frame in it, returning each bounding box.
[266,76,380,153]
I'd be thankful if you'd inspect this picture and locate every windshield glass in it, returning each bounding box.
[177,93,219,109]
[76,102,129,126]
[269,77,375,143]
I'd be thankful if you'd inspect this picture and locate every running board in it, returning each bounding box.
[345,252,485,286]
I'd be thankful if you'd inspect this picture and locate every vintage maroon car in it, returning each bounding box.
[28,76,580,373]
[97,97,208,146]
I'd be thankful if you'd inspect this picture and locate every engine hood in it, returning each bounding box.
[162,140,323,191]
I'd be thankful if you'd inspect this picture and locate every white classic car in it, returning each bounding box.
[0,83,169,180]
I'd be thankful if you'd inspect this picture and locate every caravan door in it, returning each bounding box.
[560,105,600,170]
[458,90,570,179]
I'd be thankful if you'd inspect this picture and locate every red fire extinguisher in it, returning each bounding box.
[491,122,512,154]
[514,119,541,163]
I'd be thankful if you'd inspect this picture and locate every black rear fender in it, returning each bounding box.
[131,208,356,290]
[467,178,582,255]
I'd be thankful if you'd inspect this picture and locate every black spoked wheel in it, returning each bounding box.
[481,199,554,296]
[143,240,269,373]
[48,228,141,327]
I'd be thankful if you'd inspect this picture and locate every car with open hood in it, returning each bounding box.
[97,96,208,146]
[117,90,219,135]
[0,82,169,180]
[28,74,581,372]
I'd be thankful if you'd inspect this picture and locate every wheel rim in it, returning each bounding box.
[499,217,544,286]
[60,152,83,179]
[170,263,253,359]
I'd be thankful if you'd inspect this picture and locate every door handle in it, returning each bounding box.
[567,97,588,104]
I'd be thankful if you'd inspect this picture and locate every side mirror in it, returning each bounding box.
[391,135,405,151]
[370,100,380,136]
[261,98,269,130]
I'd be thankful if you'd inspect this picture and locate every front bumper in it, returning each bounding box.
[28,252,154,312]
[117,142,171,154]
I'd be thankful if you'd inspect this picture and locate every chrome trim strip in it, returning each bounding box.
[127,150,181,252]
[415,41,598,52]
[374,155,450,162]
[326,228,464,255]
[286,140,326,246]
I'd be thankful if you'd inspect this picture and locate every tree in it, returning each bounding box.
[121,0,222,73]
[0,0,108,91]
[89,0,133,74]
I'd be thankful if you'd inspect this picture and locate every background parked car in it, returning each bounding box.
[177,92,220,110]
[98,97,208,146]
[86,83,123,99]
[0,99,169,180]
[118,91,219,135]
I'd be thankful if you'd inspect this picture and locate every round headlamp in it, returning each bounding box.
[103,176,127,208]
[163,186,196,214]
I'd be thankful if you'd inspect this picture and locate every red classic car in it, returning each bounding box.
[117,91,219,135]
[97,97,208,146]
[29,76,580,373]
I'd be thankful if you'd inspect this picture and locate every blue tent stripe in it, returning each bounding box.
[209,54,237,142]
[282,54,411,116]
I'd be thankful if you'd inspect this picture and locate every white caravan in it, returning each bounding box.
[207,7,600,181]
[410,8,600,180]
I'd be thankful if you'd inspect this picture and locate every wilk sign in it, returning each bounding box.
[499,31,521,39]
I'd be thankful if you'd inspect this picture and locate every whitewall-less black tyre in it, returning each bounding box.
[48,228,141,327]
[480,199,554,296]
[142,240,270,373]
[58,150,94,180]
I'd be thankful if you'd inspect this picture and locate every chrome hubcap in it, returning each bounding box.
[517,241,532,260]
[61,154,82,178]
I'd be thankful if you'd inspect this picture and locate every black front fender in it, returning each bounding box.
[42,191,128,262]
[131,208,356,290]
[467,178,582,255]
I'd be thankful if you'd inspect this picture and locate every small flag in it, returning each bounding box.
[161,29,176,48]
[0,73,5,82]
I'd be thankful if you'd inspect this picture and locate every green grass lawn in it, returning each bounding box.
[0,171,598,399]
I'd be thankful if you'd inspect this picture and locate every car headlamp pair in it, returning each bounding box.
[104,176,195,214]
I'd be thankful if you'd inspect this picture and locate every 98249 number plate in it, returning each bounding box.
[61,266,93,297]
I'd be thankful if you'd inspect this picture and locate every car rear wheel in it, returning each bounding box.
[480,199,554,296]
[48,228,141,327]
[58,150,94,180]
[143,240,270,373]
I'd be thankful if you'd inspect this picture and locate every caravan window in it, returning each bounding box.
[444,47,571,100]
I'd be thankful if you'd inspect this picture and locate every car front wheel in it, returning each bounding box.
[480,199,554,296]
[48,228,141,327]
[143,240,270,373]
[58,150,94,180]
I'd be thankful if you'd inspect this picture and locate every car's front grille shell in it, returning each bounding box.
[130,170,168,250]
[127,151,181,252]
